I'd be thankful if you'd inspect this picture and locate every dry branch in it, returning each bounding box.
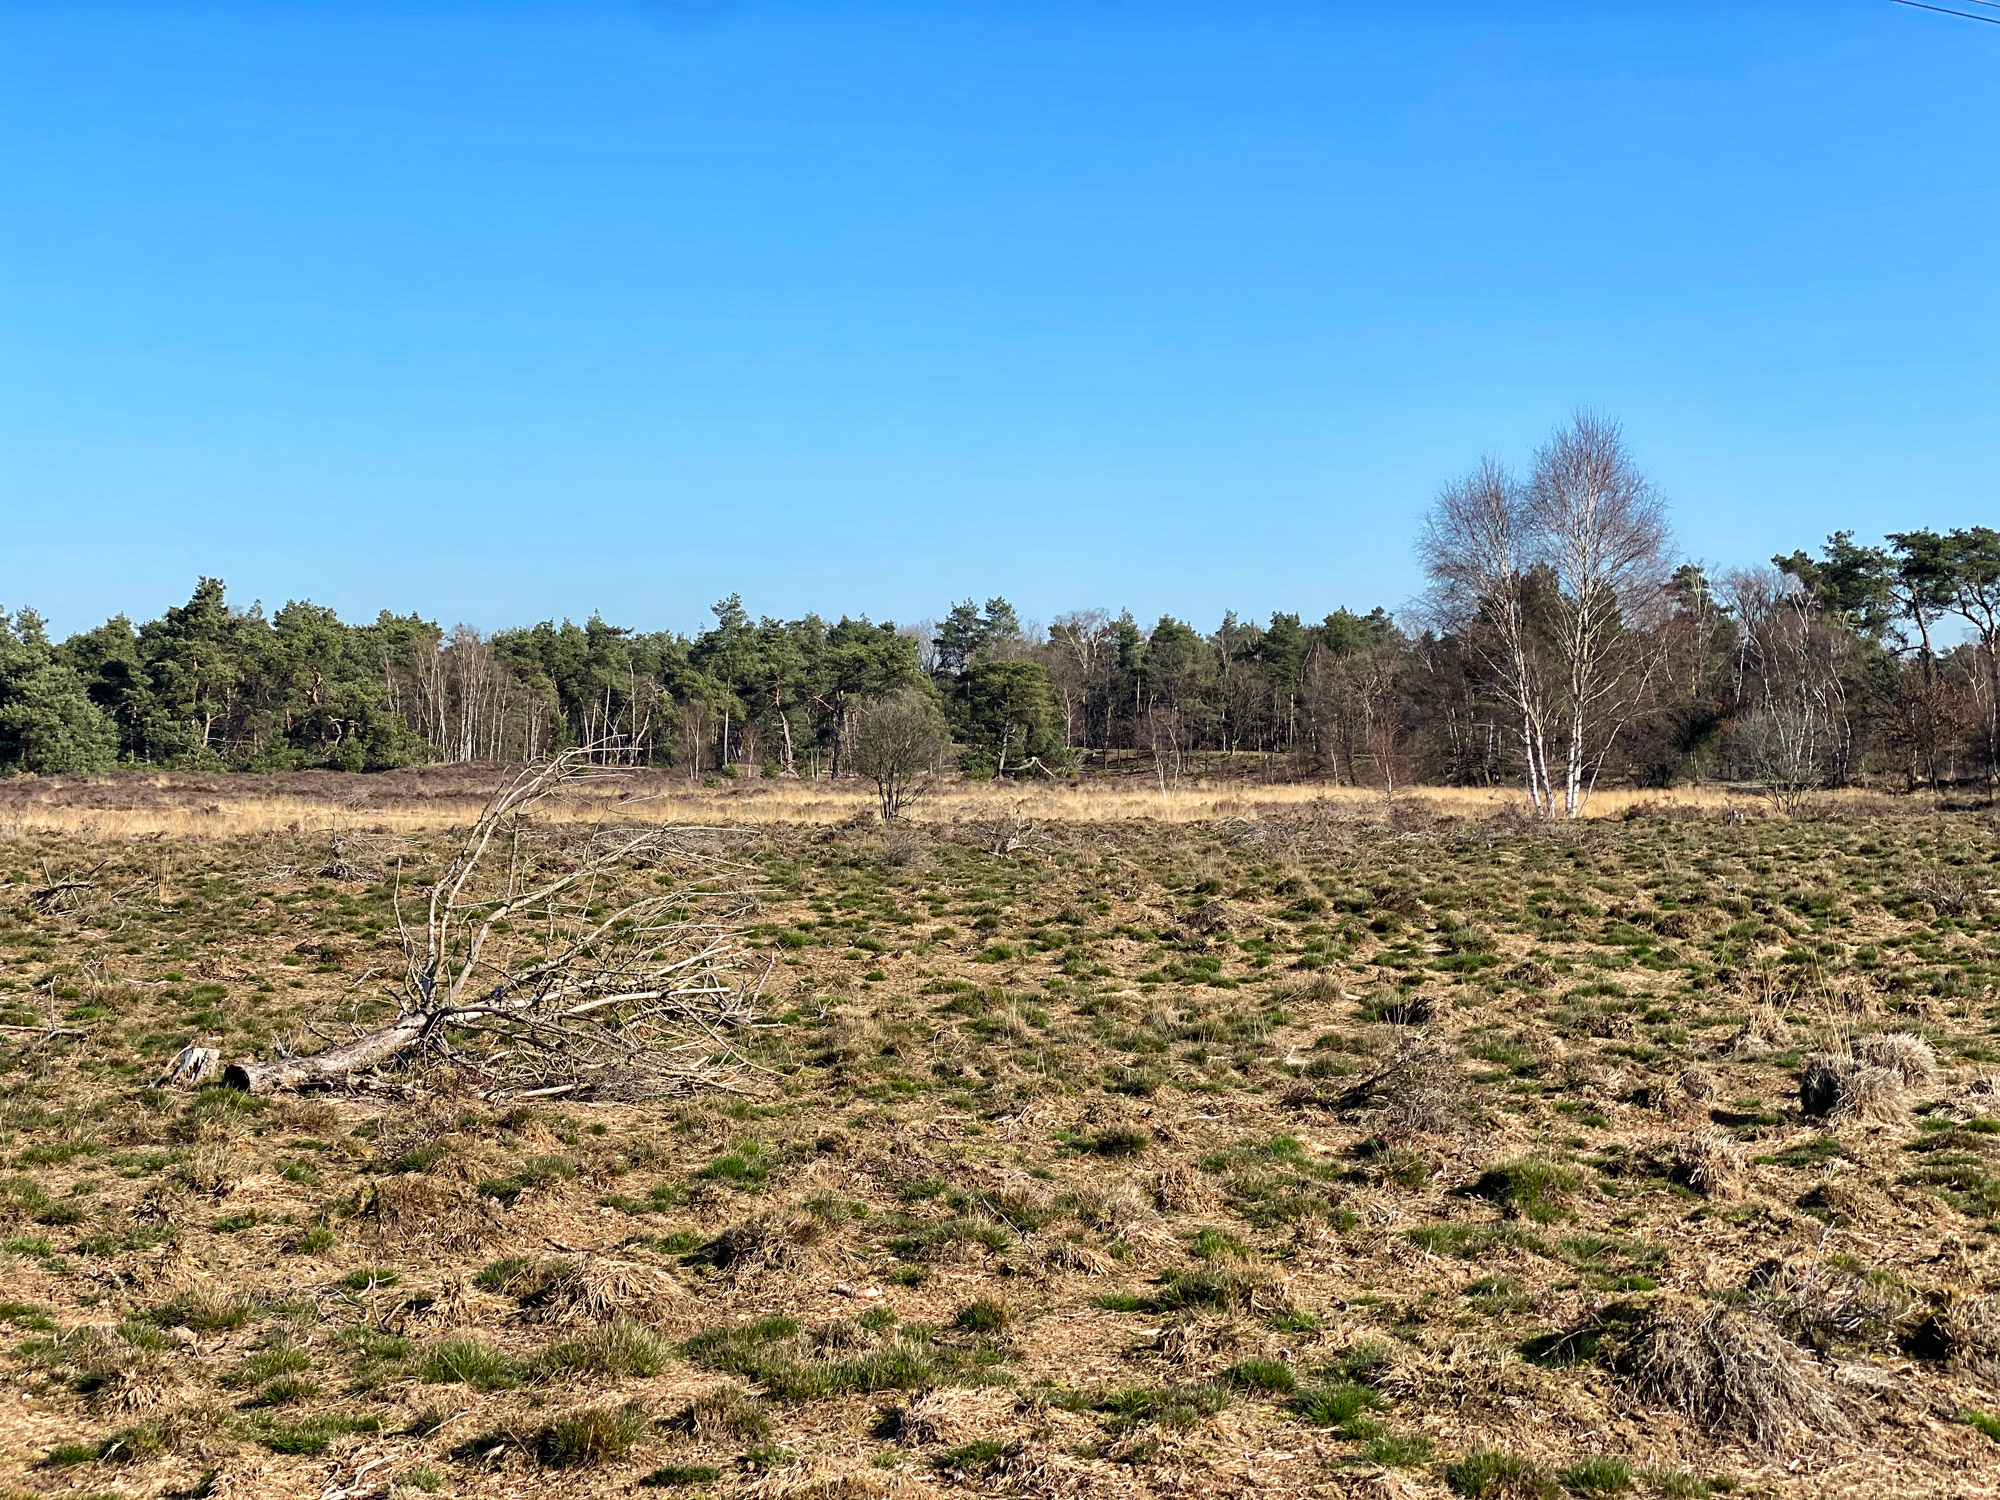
[223,750,764,1097]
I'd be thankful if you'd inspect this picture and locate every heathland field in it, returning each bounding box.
[1,770,1999,1499]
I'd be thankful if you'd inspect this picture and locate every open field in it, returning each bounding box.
[1,775,1998,1498]
[0,764,1923,840]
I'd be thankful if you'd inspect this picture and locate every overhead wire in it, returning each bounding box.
[1891,0,2000,24]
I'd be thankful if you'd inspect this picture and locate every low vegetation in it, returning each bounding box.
[0,772,1996,1496]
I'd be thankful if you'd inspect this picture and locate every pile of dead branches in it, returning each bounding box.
[222,750,767,1100]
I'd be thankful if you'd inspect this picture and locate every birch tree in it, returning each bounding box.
[1420,413,1672,817]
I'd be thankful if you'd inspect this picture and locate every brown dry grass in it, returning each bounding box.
[0,761,1902,841]
[0,779,1996,1498]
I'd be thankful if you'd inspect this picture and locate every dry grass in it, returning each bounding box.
[1798,1054,1910,1125]
[0,763,1896,840]
[0,779,1995,1497]
[1669,1127,1749,1199]
[1620,1297,1849,1450]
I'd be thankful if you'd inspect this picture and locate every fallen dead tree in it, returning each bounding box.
[222,750,765,1098]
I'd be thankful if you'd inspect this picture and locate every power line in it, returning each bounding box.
[1892,0,2000,24]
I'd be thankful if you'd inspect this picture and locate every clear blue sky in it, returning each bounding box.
[3,2,1994,640]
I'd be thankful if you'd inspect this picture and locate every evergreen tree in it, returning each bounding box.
[0,610,117,774]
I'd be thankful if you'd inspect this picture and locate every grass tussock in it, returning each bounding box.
[1620,1296,1848,1449]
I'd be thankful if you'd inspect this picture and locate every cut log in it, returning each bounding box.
[223,1014,430,1094]
[158,1043,221,1088]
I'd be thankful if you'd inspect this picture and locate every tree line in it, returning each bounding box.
[3,413,1995,813]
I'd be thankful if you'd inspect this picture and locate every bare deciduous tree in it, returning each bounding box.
[1723,566,1854,811]
[1420,412,1673,817]
[852,686,951,821]
[1044,609,1114,755]
[224,751,762,1097]
[1137,704,1184,799]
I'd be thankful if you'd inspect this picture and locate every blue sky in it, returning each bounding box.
[2,2,1995,639]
